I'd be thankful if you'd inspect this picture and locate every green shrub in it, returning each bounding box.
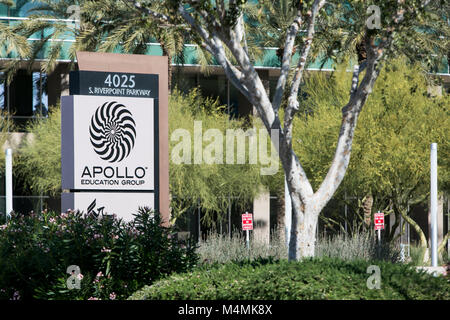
[129,258,450,300]
[408,245,449,266]
[0,208,198,300]
[15,106,61,196]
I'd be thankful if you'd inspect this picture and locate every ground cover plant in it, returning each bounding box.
[197,229,401,265]
[129,258,450,300]
[315,231,401,263]
[0,208,198,300]
[196,229,288,264]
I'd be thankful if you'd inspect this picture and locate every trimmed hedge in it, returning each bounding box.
[129,258,450,300]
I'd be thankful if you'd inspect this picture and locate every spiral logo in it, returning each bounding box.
[89,101,137,162]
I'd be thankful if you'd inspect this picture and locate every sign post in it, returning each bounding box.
[242,212,253,250]
[374,211,384,243]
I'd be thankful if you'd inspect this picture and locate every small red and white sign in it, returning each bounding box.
[242,213,253,231]
[374,212,384,230]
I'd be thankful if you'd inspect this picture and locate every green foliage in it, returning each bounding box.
[0,21,31,60]
[169,88,272,224]
[0,208,198,300]
[0,0,78,79]
[0,0,29,59]
[408,244,449,267]
[244,0,449,75]
[129,258,450,300]
[316,231,401,263]
[251,0,305,52]
[348,61,449,197]
[292,58,449,242]
[77,0,185,57]
[197,229,400,265]
[0,110,13,171]
[312,0,450,72]
[15,107,61,196]
[196,229,288,264]
[294,58,449,198]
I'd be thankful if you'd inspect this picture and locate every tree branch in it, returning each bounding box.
[438,232,450,255]
[217,0,226,21]
[271,9,303,112]
[216,26,275,130]
[287,0,326,108]
[178,5,251,101]
[233,14,249,55]
[282,0,326,153]
[184,0,223,31]
[125,0,171,23]
[313,33,384,209]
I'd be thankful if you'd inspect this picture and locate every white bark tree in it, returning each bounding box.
[125,0,442,260]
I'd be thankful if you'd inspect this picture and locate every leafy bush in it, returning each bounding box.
[129,258,450,300]
[15,106,61,196]
[0,208,198,300]
[196,229,400,265]
[316,231,401,263]
[408,245,449,266]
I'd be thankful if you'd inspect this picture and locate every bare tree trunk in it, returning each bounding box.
[287,189,319,258]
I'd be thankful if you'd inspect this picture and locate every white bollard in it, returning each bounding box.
[430,143,438,267]
[5,148,13,220]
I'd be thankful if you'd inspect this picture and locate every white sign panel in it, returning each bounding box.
[62,192,155,221]
[62,95,155,191]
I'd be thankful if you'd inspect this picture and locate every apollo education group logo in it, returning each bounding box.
[89,101,137,162]
[63,95,155,192]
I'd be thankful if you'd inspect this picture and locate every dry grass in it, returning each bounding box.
[197,229,401,264]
